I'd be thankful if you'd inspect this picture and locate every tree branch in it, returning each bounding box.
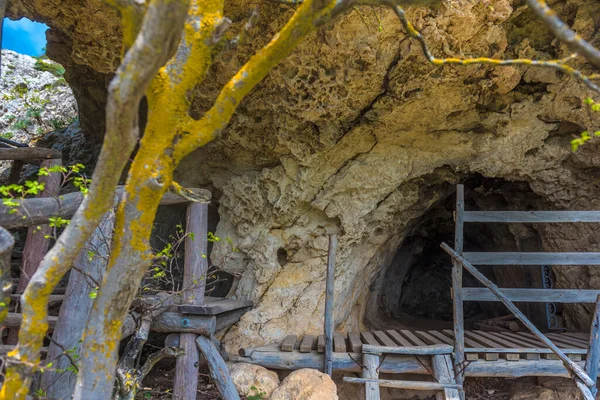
[526,0,600,69]
[393,6,600,94]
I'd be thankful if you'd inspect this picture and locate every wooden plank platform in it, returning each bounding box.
[267,330,589,362]
[179,297,253,316]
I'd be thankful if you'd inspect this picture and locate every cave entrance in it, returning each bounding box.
[369,176,553,330]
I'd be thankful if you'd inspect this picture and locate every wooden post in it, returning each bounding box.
[362,353,380,400]
[452,185,465,399]
[441,243,595,389]
[7,158,61,344]
[432,354,461,400]
[585,295,600,396]
[174,202,208,400]
[324,234,337,376]
[0,227,14,324]
[196,335,240,400]
[41,209,115,398]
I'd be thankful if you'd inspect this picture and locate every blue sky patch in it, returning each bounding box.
[2,17,48,57]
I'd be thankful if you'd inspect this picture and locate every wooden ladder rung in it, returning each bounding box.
[343,377,461,391]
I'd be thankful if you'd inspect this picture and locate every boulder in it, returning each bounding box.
[270,369,338,400]
[227,362,280,399]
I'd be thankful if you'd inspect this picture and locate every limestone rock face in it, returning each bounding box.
[0,50,77,145]
[270,369,338,400]
[227,362,280,399]
[8,0,600,363]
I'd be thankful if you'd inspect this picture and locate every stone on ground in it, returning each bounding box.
[227,362,280,399]
[270,368,338,400]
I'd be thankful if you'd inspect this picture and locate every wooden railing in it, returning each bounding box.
[443,184,600,400]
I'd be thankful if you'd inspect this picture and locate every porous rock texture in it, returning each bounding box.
[227,362,280,398]
[9,0,600,361]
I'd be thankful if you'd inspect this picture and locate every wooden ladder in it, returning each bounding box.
[343,344,461,400]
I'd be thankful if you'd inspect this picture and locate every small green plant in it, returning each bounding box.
[50,118,67,130]
[247,386,266,400]
[0,132,14,140]
[34,59,65,77]
[572,98,600,151]
[26,107,43,119]
[12,118,31,130]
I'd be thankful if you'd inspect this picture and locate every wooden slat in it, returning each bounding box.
[546,333,588,348]
[344,377,461,391]
[400,330,427,346]
[464,288,600,303]
[333,332,347,353]
[362,344,453,356]
[428,331,455,346]
[463,211,600,223]
[360,331,380,346]
[464,332,500,361]
[563,332,590,340]
[363,353,380,400]
[432,354,462,400]
[386,330,413,347]
[470,331,519,361]
[299,335,314,353]
[486,332,541,360]
[179,298,253,315]
[414,331,444,346]
[317,335,325,353]
[0,147,62,160]
[373,331,397,347]
[347,332,362,353]
[586,296,600,397]
[281,335,297,352]
[442,243,595,389]
[443,330,494,361]
[324,234,337,376]
[463,252,600,266]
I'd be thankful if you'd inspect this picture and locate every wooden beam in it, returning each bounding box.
[324,234,337,376]
[362,353,380,400]
[452,184,466,399]
[463,252,600,265]
[441,243,595,388]
[344,377,462,391]
[196,335,240,400]
[42,210,115,399]
[0,147,62,160]
[0,187,212,229]
[585,295,600,396]
[464,288,600,303]
[463,211,600,223]
[179,298,253,316]
[432,354,462,399]
[174,203,209,400]
[0,227,14,326]
[361,344,453,356]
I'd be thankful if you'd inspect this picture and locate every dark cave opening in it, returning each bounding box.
[371,175,555,330]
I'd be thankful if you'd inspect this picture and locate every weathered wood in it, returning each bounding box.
[386,330,413,347]
[362,353,380,400]
[300,335,314,353]
[373,331,397,347]
[10,293,64,307]
[196,335,240,400]
[462,332,499,361]
[442,242,595,388]
[0,227,14,325]
[344,377,462,391]
[464,288,600,303]
[179,298,253,315]
[0,187,212,229]
[324,234,337,376]
[361,331,380,346]
[215,306,252,332]
[0,147,62,160]
[400,330,427,346]
[465,359,589,378]
[463,210,600,223]
[466,331,519,361]
[486,332,541,360]
[317,335,325,353]
[464,252,600,265]
[281,335,297,352]
[452,184,465,398]
[414,330,446,346]
[333,332,346,352]
[148,312,216,335]
[4,312,58,328]
[348,332,362,353]
[7,160,23,184]
[432,354,462,400]
[427,331,455,346]
[233,347,431,374]
[463,347,586,355]
[174,203,209,400]
[42,210,115,399]
[575,381,596,400]
[362,344,453,355]
[442,329,483,361]
[478,320,520,332]
[585,295,600,396]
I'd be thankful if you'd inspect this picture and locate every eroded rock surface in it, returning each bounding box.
[270,369,338,400]
[8,0,600,360]
[227,362,280,399]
